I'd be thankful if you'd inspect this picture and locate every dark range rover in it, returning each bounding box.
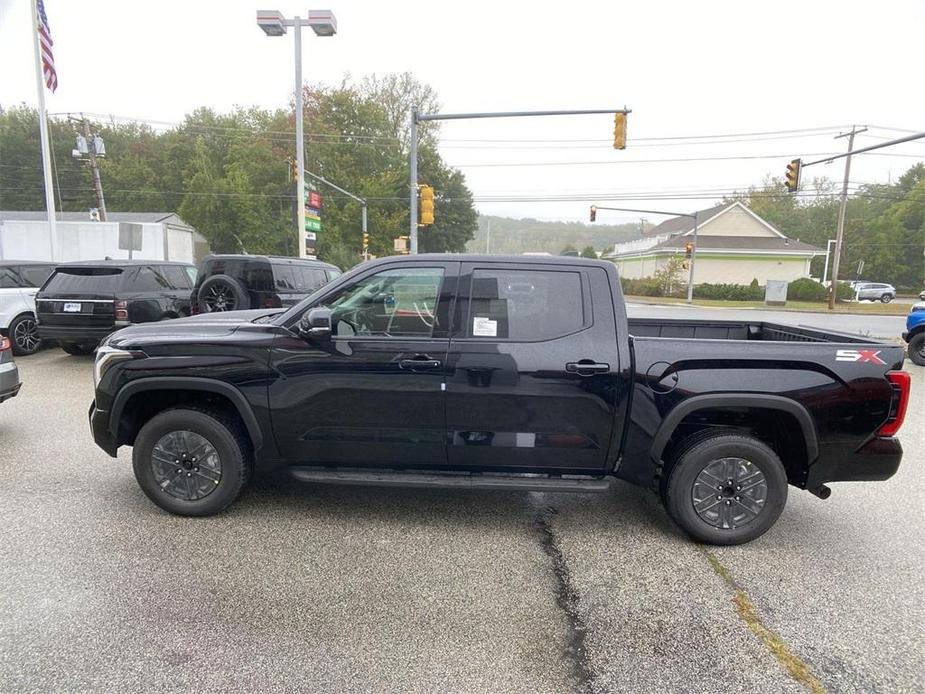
[192,255,341,313]
[89,255,910,545]
[36,260,197,355]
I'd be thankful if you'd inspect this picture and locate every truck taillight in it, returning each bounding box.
[0,337,10,352]
[114,300,128,320]
[878,371,910,437]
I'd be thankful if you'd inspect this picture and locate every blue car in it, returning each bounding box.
[903,302,925,366]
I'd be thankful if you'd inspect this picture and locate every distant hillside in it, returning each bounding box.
[466,215,646,255]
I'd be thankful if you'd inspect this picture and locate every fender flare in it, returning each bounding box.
[649,393,819,464]
[109,377,264,451]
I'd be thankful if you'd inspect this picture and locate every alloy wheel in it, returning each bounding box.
[204,285,235,312]
[13,317,40,353]
[151,430,222,501]
[691,457,768,529]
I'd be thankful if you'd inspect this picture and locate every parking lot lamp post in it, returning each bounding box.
[257,10,337,258]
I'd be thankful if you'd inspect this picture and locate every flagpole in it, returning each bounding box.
[30,0,58,261]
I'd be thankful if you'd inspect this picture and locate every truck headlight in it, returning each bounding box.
[93,346,138,387]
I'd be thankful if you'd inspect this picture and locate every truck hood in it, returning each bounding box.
[106,309,285,347]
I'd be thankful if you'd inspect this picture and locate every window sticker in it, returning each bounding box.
[473,316,497,337]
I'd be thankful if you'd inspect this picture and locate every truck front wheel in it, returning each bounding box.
[132,407,251,516]
[908,333,925,366]
[663,433,788,545]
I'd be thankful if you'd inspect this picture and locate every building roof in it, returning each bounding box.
[0,211,192,227]
[655,235,824,253]
[645,203,728,236]
[645,201,789,239]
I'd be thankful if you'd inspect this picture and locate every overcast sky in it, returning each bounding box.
[1,0,924,225]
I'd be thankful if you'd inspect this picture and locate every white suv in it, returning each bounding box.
[0,262,55,355]
[855,282,896,303]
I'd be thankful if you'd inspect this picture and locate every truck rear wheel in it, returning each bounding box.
[132,407,251,516]
[662,433,788,545]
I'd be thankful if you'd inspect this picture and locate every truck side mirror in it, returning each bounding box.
[298,306,332,341]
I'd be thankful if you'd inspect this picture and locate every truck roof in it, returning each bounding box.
[367,254,612,267]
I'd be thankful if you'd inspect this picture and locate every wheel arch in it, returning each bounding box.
[650,394,819,485]
[110,378,264,452]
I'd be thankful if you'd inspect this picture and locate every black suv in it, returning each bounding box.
[191,255,341,313]
[36,260,197,355]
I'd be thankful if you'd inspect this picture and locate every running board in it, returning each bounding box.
[289,467,613,492]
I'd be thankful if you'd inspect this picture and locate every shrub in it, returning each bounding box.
[621,277,663,296]
[694,282,764,301]
[787,277,827,301]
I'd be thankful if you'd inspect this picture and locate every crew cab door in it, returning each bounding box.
[269,261,458,466]
[444,262,624,473]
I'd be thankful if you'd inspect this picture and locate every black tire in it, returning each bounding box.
[662,432,788,545]
[908,333,925,367]
[9,314,43,355]
[881,294,893,304]
[59,341,95,356]
[132,407,251,516]
[197,274,251,313]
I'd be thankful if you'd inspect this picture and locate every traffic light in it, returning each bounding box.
[613,112,627,150]
[590,205,597,222]
[288,158,298,182]
[785,158,802,192]
[362,231,369,251]
[685,241,694,258]
[419,184,435,226]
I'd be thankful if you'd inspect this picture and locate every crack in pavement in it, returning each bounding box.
[701,547,827,694]
[534,506,595,693]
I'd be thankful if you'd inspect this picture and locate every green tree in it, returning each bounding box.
[580,246,598,259]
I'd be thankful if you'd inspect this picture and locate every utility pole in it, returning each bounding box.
[486,218,491,254]
[80,115,107,221]
[828,126,866,309]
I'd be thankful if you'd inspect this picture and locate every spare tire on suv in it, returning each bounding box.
[197,274,251,313]
[192,255,343,314]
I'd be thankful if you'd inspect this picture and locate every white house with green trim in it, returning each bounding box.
[603,202,824,285]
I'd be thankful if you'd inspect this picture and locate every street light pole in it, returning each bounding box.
[257,10,337,258]
[293,20,306,257]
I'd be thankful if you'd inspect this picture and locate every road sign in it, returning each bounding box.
[305,217,321,232]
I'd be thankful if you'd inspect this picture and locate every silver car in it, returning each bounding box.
[855,282,896,303]
[0,336,21,404]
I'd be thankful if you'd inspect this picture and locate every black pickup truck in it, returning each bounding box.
[89,255,910,544]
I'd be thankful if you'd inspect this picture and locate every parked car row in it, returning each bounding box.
[0,255,341,356]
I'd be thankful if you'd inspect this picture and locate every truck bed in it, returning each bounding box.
[628,318,880,344]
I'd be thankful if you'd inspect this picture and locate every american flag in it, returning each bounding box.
[36,0,57,92]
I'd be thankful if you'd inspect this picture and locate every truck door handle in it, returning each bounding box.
[566,361,610,376]
[399,357,442,371]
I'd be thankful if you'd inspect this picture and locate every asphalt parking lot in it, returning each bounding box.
[1,345,922,693]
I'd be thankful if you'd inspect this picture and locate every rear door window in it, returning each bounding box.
[300,267,328,291]
[273,264,297,291]
[19,265,55,287]
[464,268,587,341]
[129,266,171,292]
[161,265,191,290]
[0,266,22,288]
[326,268,342,281]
